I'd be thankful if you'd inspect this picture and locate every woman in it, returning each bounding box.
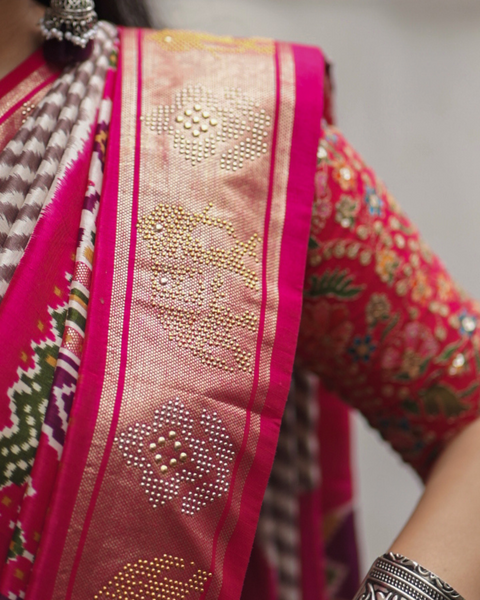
[1,1,480,599]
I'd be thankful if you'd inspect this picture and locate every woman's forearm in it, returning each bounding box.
[389,417,480,599]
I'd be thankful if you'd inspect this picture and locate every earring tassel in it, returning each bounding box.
[40,0,98,64]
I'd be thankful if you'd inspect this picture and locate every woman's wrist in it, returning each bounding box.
[354,553,464,600]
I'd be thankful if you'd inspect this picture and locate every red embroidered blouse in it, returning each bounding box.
[298,123,480,480]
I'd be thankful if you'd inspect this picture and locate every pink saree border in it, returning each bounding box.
[0,49,46,97]
[25,34,123,600]
[0,73,59,127]
[27,33,325,600]
[203,37,284,600]
[216,43,325,600]
[63,28,143,599]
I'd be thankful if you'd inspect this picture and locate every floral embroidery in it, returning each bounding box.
[300,301,354,361]
[437,273,454,302]
[335,196,358,229]
[381,323,439,380]
[458,311,477,337]
[305,268,364,301]
[410,270,433,305]
[312,170,332,235]
[366,294,390,327]
[348,335,376,363]
[375,249,401,285]
[298,123,480,479]
[333,164,356,191]
[364,187,383,216]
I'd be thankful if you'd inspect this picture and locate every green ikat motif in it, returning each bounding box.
[7,525,29,562]
[0,304,67,490]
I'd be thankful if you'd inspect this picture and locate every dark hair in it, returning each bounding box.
[37,0,153,28]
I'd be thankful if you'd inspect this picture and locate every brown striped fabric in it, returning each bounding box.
[0,22,118,303]
[257,370,321,600]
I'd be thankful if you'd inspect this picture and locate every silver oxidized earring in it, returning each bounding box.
[40,0,98,64]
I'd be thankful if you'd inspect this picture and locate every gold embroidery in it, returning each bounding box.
[115,399,235,514]
[141,85,272,170]
[137,203,260,373]
[148,29,274,56]
[95,556,213,600]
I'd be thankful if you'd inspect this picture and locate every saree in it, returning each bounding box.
[7,19,476,600]
[0,23,356,600]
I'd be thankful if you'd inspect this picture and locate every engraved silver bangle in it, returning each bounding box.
[353,553,465,600]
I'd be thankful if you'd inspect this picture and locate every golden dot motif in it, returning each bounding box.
[95,556,213,600]
[137,202,260,374]
[140,84,272,170]
[115,398,235,515]
[21,101,36,125]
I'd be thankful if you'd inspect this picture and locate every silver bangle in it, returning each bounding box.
[353,553,465,600]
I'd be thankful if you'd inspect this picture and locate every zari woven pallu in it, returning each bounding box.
[0,25,344,600]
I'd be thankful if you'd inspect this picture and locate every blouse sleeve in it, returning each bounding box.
[297,123,480,480]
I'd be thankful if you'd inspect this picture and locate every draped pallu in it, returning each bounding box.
[28,28,324,600]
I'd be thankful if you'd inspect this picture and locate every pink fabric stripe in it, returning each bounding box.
[25,44,122,600]
[0,73,59,126]
[219,43,324,600]
[240,541,278,600]
[204,41,284,600]
[64,28,143,599]
[300,489,326,600]
[320,387,354,513]
[0,49,51,98]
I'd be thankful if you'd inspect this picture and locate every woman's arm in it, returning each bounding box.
[390,416,480,598]
[297,123,480,598]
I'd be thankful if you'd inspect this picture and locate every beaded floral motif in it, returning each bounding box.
[95,555,212,600]
[141,84,271,170]
[298,123,480,479]
[137,202,260,373]
[115,399,235,515]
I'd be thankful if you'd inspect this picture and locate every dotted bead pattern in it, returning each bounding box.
[375,561,443,600]
[115,398,235,515]
[95,555,212,600]
[137,202,260,373]
[21,101,36,125]
[140,84,271,170]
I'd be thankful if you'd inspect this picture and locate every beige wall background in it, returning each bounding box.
[147,0,480,574]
